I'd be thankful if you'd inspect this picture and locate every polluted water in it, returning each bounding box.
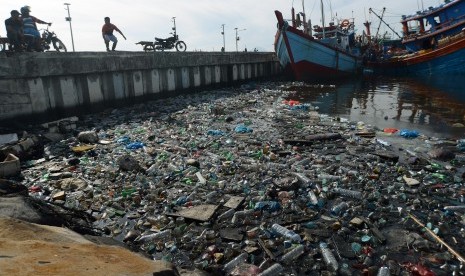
[3,80,465,275]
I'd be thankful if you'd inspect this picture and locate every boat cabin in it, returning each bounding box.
[401,0,465,52]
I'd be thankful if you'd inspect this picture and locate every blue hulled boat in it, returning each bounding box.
[274,1,362,80]
[365,0,465,76]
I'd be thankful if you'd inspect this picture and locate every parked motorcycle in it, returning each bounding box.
[40,26,67,52]
[154,17,186,52]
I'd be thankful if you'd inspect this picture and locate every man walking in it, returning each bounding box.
[102,17,126,51]
[5,10,23,52]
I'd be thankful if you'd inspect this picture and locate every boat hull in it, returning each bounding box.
[274,11,361,81]
[366,29,465,76]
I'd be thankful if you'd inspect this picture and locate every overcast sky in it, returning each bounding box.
[3,0,444,52]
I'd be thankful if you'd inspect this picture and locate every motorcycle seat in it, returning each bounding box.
[136,41,154,46]
[155,37,176,43]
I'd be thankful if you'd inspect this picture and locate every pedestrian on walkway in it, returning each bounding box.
[5,10,24,52]
[102,17,126,51]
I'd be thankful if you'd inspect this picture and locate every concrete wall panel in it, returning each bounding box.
[214,66,221,84]
[87,74,104,104]
[181,67,190,89]
[232,65,238,81]
[167,69,176,91]
[60,77,79,108]
[205,67,212,86]
[193,67,201,87]
[150,69,161,94]
[112,72,125,100]
[133,71,144,97]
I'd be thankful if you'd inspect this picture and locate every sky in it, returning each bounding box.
[3,0,445,52]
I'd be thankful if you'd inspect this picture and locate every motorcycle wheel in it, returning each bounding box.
[175,41,187,52]
[52,39,67,52]
[143,44,154,52]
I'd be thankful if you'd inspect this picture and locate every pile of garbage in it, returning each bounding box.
[2,82,465,275]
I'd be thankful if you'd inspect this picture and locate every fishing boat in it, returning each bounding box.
[365,0,465,76]
[274,1,363,80]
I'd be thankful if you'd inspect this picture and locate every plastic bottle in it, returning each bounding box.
[135,229,172,243]
[217,208,235,221]
[334,188,362,199]
[318,174,342,181]
[205,191,218,203]
[292,172,311,185]
[271,223,301,243]
[231,209,254,224]
[258,263,284,276]
[331,202,349,216]
[377,266,390,276]
[308,190,318,205]
[254,201,281,212]
[320,242,339,272]
[223,252,248,274]
[444,205,465,211]
[280,244,305,264]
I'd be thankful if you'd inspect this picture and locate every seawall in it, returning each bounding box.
[0,51,281,122]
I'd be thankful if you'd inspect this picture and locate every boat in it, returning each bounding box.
[274,0,363,80]
[365,0,465,76]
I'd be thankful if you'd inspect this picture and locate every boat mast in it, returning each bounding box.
[320,0,326,38]
[301,0,308,34]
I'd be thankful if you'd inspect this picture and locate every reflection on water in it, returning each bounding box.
[286,76,465,139]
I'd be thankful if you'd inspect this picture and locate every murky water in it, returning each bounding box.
[285,76,465,139]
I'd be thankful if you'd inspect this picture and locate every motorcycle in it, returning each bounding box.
[137,17,186,52]
[40,26,67,52]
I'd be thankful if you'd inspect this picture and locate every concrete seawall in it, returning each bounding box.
[0,51,281,122]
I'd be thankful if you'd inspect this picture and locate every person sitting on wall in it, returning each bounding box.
[20,5,51,52]
[5,10,24,52]
[102,17,126,52]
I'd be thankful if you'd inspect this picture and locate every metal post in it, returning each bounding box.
[234,28,238,52]
[64,3,75,52]
[235,28,246,52]
[221,24,225,52]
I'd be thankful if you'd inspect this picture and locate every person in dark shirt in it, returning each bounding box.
[102,17,126,51]
[5,10,23,51]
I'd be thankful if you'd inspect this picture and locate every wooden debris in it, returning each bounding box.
[173,204,218,222]
[224,196,244,209]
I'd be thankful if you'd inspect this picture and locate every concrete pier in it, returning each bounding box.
[0,51,281,122]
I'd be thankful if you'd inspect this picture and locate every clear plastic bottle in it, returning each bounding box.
[331,201,349,216]
[135,229,171,243]
[377,266,390,276]
[320,242,338,272]
[271,223,301,243]
[280,244,305,264]
[444,205,465,211]
[334,188,362,199]
[218,208,235,220]
[231,209,254,224]
[258,263,284,276]
[292,172,311,185]
[308,190,318,205]
[223,252,248,274]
